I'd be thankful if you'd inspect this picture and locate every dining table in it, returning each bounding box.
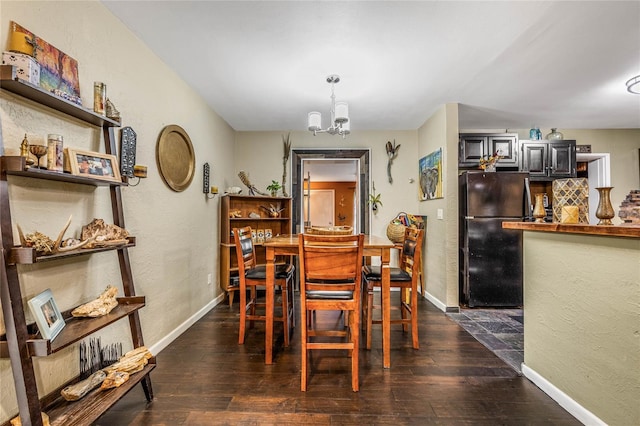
[263,234,396,368]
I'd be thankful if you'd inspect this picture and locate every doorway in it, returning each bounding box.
[292,149,370,234]
[577,153,611,224]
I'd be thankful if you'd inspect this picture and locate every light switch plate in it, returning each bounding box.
[437,209,444,220]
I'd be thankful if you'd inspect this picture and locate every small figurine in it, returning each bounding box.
[106,98,121,123]
[20,134,35,166]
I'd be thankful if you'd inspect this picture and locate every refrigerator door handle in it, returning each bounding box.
[465,216,475,220]
[524,177,532,220]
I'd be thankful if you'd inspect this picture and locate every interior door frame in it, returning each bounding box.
[292,149,370,234]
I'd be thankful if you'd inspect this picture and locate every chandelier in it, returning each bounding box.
[308,74,350,138]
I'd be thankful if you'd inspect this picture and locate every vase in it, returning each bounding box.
[533,193,546,223]
[484,163,496,172]
[546,128,564,140]
[595,187,615,225]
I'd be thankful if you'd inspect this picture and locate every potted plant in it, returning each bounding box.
[266,180,282,197]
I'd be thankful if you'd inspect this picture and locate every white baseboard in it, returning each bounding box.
[423,290,449,312]
[522,364,606,426]
[148,293,224,355]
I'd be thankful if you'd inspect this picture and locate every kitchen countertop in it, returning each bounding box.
[502,222,640,238]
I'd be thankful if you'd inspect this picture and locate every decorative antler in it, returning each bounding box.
[238,171,269,196]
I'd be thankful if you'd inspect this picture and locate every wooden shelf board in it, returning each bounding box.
[44,363,155,426]
[0,65,120,128]
[229,217,290,221]
[9,237,136,265]
[0,297,145,358]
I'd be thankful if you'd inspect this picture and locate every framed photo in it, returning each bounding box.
[65,148,121,182]
[28,289,65,341]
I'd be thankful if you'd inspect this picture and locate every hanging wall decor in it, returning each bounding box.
[385,139,400,183]
[120,126,137,179]
[418,148,443,201]
[156,124,195,192]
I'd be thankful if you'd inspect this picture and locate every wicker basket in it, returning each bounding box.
[386,221,406,243]
[305,226,353,235]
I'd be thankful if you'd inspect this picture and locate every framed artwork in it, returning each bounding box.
[419,148,443,201]
[28,289,65,341]
[66,148,121,182]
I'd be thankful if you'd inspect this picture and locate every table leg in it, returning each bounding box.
[381,247,391,368]
[265,247,275,364]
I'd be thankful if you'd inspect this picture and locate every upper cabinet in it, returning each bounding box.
[520,140,576,180]
[459,133,519,168]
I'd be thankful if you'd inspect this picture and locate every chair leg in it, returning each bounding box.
[350,303,359,392]
[281,282,290,347]
[366,281,373,350]
[401,287,409,333]
[301,303,308,391]
[228,288,235,308]
[238,284,247,345]
[411,286,419,349]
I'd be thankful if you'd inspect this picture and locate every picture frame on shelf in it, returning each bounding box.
[28,289,65,341]
[65,148,121,182]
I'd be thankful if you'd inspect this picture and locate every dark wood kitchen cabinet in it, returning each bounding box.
[459,133,519,168]
[520,140,576,180]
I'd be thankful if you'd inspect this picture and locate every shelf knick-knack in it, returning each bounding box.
[533,193,546,223]
[546,128,564,140]
[595,187,615,225]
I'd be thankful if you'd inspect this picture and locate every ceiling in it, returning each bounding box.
[102,1,640,132]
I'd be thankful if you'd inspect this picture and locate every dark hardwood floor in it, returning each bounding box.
[96,295,579,425]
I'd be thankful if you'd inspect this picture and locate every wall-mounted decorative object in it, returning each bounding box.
[65,148,121,182]
[576,145,592,153]
[281,133,291,196]
[385,139,400,183]
[156,124,195,192]
[9,21,81,105]
[238,170,269,196]
[419,148,443,201]
[120,126,137,178]
[203,162,217,199]
[28,288,65,341]
[367,181,382,213]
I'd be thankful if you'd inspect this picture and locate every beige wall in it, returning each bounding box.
[523,232,640,425]
[234,130,420,240]
[417,104,460,309]
[0,1,235,421]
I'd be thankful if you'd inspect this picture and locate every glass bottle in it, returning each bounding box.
[546,128,564,140]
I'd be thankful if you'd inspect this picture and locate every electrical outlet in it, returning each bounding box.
[207,273,213,286]
[437,209,444,220]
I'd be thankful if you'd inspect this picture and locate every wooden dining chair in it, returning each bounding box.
[362,227,424,350]
[298,233,364,392]
[233,226,295,346]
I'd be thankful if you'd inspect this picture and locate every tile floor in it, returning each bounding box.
[446,308,524,374]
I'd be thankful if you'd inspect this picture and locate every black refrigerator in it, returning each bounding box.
[459,171,529,307]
